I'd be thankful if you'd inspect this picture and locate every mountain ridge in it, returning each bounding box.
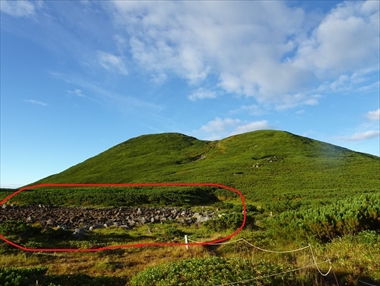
[32,130,379,202]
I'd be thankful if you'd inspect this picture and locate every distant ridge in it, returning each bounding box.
[33,130,380,199]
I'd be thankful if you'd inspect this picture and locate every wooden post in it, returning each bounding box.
[184,235,189,250]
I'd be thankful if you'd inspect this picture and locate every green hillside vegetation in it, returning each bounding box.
[1,130,380,285]
[33,130,379,208]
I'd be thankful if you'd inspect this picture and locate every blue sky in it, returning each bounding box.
[1,0,379,188]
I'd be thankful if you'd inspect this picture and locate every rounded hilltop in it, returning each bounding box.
[31,130,379,198]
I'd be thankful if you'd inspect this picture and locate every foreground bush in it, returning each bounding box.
[0,267,127,286]
[130,257,297,286]
[0,267,48,286]
[267,193,380,242]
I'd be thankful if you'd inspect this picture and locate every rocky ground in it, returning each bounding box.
[0,204,215,232]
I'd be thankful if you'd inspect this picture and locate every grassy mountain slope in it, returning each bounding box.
[34,130,380,203]
[3,130,380,285]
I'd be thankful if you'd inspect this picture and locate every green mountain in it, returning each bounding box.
[34,130,379,202]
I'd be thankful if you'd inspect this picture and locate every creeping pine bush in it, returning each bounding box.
[267,193,380,242]
[130,257,297,286]
[0,220,41,237]
[0,267,48,286]
[205,205,257,231]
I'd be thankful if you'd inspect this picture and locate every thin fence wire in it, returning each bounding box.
[188,237,310,253]
[213,260,331,286]
[188,236,334,285]
[188,237,246,245]
[309,243,332,277]
[358,280,379,286]
[241,238,310,253]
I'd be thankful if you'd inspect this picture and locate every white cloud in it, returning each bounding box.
[200,117,241,134]
[24,99,48,106]
[97,51,128,75]
[110,1,378,109]
[357,81,380,93]
[188,88,216,101]
[0,0,37,18]
[230,121,271,136]
[275,93,320,110]
[342,130,380,141]
[52,72,162,111]
[239,105,265,116]
[111,1,308,102]
[366,109,380,121]
[294,1,379,76]
[68,89,84,97]
[67,88,103,104]
[197,117,271,140]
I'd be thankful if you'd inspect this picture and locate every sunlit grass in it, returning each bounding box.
[1,131,379,285]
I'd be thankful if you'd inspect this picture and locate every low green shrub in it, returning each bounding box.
[205,209,256,232]
[130,257,297,286]
[163,226,186,241]
[0,267,48,286]
[10,186,220,207]
[267,193,380,243]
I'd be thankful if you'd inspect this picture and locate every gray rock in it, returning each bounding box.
[73,228,86,239]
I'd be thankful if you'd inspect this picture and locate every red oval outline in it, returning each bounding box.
[0,183,246,252]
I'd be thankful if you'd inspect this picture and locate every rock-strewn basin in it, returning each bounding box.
[0,204,215,231]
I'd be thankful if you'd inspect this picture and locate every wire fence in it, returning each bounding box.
[187,236,335,286]
[358,280,379,286]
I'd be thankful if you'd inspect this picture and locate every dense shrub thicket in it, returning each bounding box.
[130,257,298,286]
[267,193,380,242]
[0,267,48,286]
[0,220,41,237]
[0,267,127,286]
[205,204,259,231]
[0,220,74,253]
[8,187,220,207]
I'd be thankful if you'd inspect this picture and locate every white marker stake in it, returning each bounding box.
[184,235,189,250]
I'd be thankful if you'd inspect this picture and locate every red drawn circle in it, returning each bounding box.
[0,183,246,252]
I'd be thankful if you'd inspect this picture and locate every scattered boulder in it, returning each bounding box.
[73,228,86,239]
[0,205,216,231]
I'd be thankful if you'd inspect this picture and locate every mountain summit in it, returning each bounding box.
[34,130,380,198]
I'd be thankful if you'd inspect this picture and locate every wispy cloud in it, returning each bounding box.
[188,88,216,101]
[366,108,380,122]
[0,0,38,18]
[196,117,271,140]
[97,51,128,75]
[24,99,48,106]
[68,89,84,97]
[341,130,380,141]
[295,1,379,74]
[230,120,271,136]
[67,88,103,104]
[239,105,265,116]
[110,0,378,109]
[52,72,162,112]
